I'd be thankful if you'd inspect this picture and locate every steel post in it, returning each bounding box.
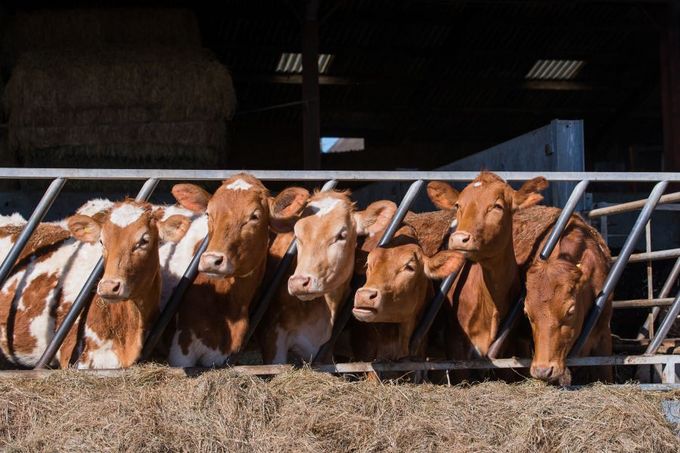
[35,178,159,369]
[540,179,589,260]
[646,289,680,355]
[0,177,67,287]
[638,256,680,339]
[487,293,526,359]
[570,180,669,357]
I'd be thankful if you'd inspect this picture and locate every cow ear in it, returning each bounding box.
[172,183,211,213]
[512,177,549,210]
[427,181,459,210]
[354,200,397,237]
[158,214,192,243]
[424,250,465,279]
[268,187,310,233]
[67,214,101,244]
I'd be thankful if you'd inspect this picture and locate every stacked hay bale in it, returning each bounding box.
[2,8,236,173]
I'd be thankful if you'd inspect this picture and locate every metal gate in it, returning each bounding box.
[0,168,679,383]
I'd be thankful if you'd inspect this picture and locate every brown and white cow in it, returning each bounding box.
[0,198,195,368]
[258,191,396,364]
[427,172,547,360]
[524,215,613,386]
[353,223,463,361]
[167,174,308,367]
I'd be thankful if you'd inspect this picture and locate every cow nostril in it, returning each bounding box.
[213,255,224,266]
[111,281,121,293]
[460,234,470,243]
[368,291,378,300]
[301,277,311,288]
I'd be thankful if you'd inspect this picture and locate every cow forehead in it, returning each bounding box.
[77,198,114,217]
[225,178,253,191]
[209,187,265,214]
[109,204,146,228]
[297,203,351,236]
[307,197,342,217]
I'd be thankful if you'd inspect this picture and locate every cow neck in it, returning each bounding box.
[462,241,520,356]
[323,279,350,327]
[87,268,162,367]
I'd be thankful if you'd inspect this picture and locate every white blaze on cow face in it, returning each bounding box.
[77,199,114,217]
[225,178,253,191]
[307,197,342,217]
[109,204,146,228]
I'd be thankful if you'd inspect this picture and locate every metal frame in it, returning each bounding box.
[0,168,678,374]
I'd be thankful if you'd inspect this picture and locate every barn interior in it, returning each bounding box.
[0,1,678,348]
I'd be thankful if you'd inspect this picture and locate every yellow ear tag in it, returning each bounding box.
[576,263,582,269]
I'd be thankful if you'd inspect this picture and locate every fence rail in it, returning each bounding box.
[0,168,678,378]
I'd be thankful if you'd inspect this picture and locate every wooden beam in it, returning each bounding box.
[302,0,321,170]
[660,1,680,172]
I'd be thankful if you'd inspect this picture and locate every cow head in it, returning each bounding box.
[172,174,308,278]
[67,200,188,303]
[354,228,463,323]
[525,258,590,386]
[430,172,547,262]
[288,191,396,300]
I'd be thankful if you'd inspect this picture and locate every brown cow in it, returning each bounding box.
[427,172,547,360]
[353,223,463,361]
[524,215,613,386]
[258,191,396,364]
[167,174,308,366]
[62,200,178,368]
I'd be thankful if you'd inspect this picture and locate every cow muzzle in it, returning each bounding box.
[97,278,129,302]
[288,274,322,301]
[448,230,479,256]
[530,363,571,386]
[352,287,382,321]
[199,251,234,277]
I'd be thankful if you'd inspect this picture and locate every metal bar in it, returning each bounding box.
[487,293,526,359]
[314,179,425,362]
[613,298,675,309]
[646,289,680,355]
[6,355,680,379]
[378,180,425,247]
[539,179,589,260]
[638,257,680,339]
[0,177,67,287]
[408,263,464,356]
[140,236,209,361]
[35,178,159,369]
[570,180,670,357]
[241,179,338,350]
[0,168,679,182]
[615,248,680,263]
[645,221,654,307]
[589,191,680,218]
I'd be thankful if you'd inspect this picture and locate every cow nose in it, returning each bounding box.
[199,252,233,276]
[531,365,555,381]
[354,288,380,307]
[97,278,127,300]
[288,275,312,293]
[449,231,473,250]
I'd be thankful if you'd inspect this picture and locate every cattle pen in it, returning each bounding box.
[0,167,679,386]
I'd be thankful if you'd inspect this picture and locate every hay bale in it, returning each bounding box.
[5,49,236,129]
[0,367,677,452]
[5,8,201,58]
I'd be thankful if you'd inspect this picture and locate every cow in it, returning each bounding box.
[524,216,613,386]
[427,172,547,361]
[166,174,309,367]
[0,198,196,368]
[257,190,397,364]
[353,222,463,361]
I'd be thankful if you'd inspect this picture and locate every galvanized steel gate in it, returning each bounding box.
[0,168,679,383]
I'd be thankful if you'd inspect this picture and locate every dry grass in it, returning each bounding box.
[0,366,677,452]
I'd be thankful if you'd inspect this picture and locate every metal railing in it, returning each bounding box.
[0,168,679,376]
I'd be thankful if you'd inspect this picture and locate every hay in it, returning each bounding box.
[0,366,677,452]
[5,49,236,129]
[5,8,201,58]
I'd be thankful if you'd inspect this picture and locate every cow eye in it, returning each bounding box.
[566,305,576,317]
[453,202,460,211]
[493,202,503,210]
[249,210,261,222]
[136,234,150,250]
[335,229,348,242]
[403,262,415,272]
